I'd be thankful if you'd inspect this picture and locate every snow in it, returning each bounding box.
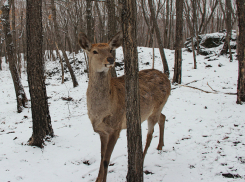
[4,0,9,6]
[0,47,244,182]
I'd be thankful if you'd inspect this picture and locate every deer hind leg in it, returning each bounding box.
[102,129,120,182]
[143,114,159,161]
[157,114,166,150]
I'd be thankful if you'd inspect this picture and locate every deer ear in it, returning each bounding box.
[78,32,91,51]
[108,31,123,50]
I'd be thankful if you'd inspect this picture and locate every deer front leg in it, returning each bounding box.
[102,130,120,182]
[96,132,109,182]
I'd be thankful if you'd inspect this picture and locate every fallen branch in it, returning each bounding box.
[173,81,237,95]
[181,85,214,94]
[171,80,199,90]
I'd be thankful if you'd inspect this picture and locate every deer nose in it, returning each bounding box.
[107,57,114,64]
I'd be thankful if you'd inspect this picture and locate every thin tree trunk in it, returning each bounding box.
[236,0,245,104]
[164,0,169,48]
[121,0,143,181]
[168,0,173,49]
[26,0,54,147]
[86,0,93,41]
[55,43,65,84]
[184,2,197,69]
[173,0,183,84]
[192,0,200,55]
[192,37,197,69]
[148,0,169,76]
[50,0,78,87]
[0,31,2,70]
[11,0,17,65]
[106,0,117,77]
[1,2,27,113]
[226,0,233,62]
[95,1,104,43]
[86,0,93,78]
[152,32,155,69]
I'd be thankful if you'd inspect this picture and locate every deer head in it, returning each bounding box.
[78,32,123,73]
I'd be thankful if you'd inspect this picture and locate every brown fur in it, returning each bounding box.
[78,32,171,182]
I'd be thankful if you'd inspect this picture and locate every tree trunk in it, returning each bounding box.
[192,37,197,69]
[121,0,143,181]
[86,0,93,41]
[0,31,2,70]
[51,0,78,87]
[94,1,104,43]
[192,0,200,55]
[11,0,17,66]
[226,0,233,62]
[173,0,183,84]
[106,0,117,77]
[55,43,65,84]
[86,0,93,78]
[26,0,54,147]
[1,2,27,113]
[236,0,245,104]
[148,0,169,76]
[164,0,169,48]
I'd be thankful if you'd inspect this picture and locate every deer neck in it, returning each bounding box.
[88,71,111,94]
[87,69,112,117]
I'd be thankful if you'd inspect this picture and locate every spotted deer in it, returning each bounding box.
[78,32,171,182]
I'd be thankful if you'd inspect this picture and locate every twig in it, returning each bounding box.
[207,82,218,92]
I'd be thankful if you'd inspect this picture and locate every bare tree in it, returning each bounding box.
[26,0,54,147]
[236,0,245,104]
[220,0,233,61]
[1,1,27,113]
[0,30,2,70]
[86,0,93,41]
[173,0,184,84]
[148,0,169,76]
[121,0,143,181]
[185,0,219,69]
[51,0,78,87]
[164,0,170,48]
[106,0,117,77]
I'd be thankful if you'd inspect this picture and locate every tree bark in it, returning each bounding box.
[173,0,183,84]
[1,2,27,113]
[26,0,54,147]
[148,0,169,76]
[236,0,245,104]
[121,0,143,181]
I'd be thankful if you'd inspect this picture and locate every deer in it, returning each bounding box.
[78,31,171,182]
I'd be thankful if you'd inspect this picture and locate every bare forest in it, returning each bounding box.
[0,0,237,65]
[1,1,245,181]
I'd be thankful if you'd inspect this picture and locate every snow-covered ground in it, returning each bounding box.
[0,47,244,182]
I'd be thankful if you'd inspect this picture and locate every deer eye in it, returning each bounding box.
[110,50,113,53]
[93,50,98,54]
